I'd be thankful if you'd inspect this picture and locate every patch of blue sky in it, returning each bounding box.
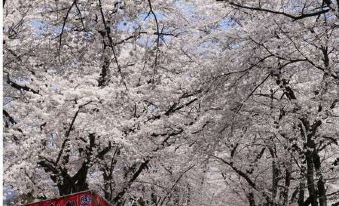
[230,43,241,49]
[31,19,49,37]
[117,11,173,48]
[218,17,236,30]
[116,10,166,32]
[116,17,139,32]
[53,25,71,37]
[159,31,175,44]
[83,31,95,41]
[31,19,71,38]
[136,36,154,48]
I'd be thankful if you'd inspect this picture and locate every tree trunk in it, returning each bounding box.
[298,179,305,206]
[57,164,89,195]
[268,146,279,206]
[306,150,318,206]
[247,192,256,206]
[317,176,327,206]
[313,150,327,206]
[300,118,323,206]
[282,164,291,206]
[272,158,279,205]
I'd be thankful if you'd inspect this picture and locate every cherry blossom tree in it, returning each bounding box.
[200,1,339,206]
[4,0,339,206]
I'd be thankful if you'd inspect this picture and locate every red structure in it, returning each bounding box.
[26,191,112,206]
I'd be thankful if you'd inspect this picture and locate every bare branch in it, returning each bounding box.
[58,0,77,54]
[226,1,330,21]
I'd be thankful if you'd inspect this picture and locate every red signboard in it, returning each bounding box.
[26,191,112,206]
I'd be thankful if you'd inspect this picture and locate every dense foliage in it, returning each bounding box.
[4,0,339,206]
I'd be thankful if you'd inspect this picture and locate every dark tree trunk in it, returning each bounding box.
[186,184,191,206]
[271,154,279,205]
[300,118,324,206]
[39,133,111,196]
[298,179,305,206]
[247,192,256,206]
[313,146,327,206]
[38,159,89,196]
[57,169,89,196]
[306,149,318,206]
[282,164,291,206]
[317,176,327,206]
[101,148,120,201]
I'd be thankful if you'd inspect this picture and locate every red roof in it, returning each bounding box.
[25,191,112,206]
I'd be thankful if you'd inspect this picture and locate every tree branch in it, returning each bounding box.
[227,1,330,21]
[58,0,77,54]
[6,74,39,94]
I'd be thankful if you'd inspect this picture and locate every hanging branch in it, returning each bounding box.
[145,0,161,83]
[158,165,195,206]
[212,155,257,189]
[58,0,77,54]
[112,128,184,205]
